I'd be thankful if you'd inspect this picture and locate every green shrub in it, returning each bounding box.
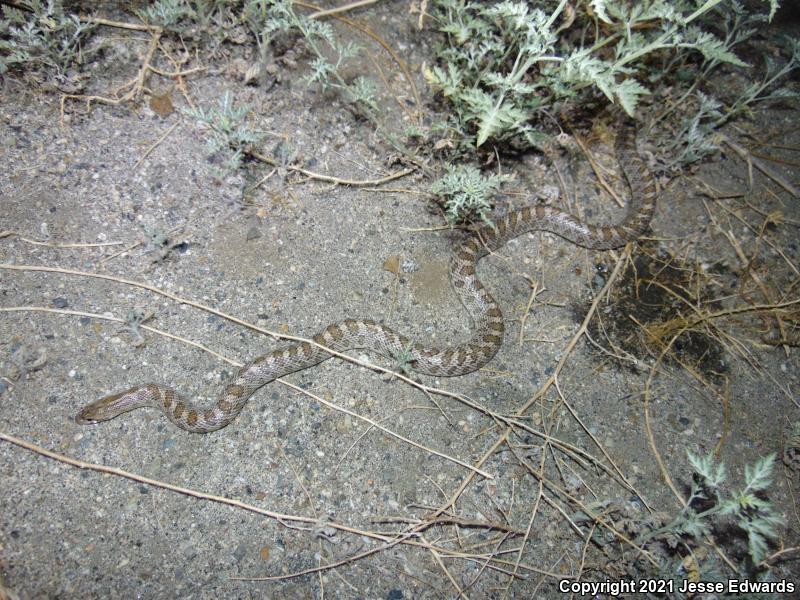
[1,0,95,84]
[425,0,788,156]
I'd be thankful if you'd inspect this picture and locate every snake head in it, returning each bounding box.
[75,387,142,424]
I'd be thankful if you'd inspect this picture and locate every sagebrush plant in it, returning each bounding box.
[0,0,94,84]
[430,165,512,225]
[183,91,265,174]
[426,0,788,156]
[640,451,784,572]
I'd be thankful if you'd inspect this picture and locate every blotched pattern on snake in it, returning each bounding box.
[76,120,657,433]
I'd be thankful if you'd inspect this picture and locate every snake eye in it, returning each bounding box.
[75,411,97,424]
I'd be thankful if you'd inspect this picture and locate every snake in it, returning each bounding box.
[75,120,657,433]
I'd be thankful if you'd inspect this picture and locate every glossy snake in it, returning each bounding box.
[76,120,657,433]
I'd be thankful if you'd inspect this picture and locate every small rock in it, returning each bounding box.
[232,543,247,562]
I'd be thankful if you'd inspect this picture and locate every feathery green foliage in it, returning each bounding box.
[135,0,196,29]
[1,0,94,81]
[134,0,235,31]
[427,0,789,155]
[183,91,265,174]
[244,0,377,117]
[430,165,512,225]
[643,451,784,568]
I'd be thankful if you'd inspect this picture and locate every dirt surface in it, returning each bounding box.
[1,3,799,599]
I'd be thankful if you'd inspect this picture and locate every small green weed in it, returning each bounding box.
[134,0,236,34]
[183,91,265,174]
[243,0,377,118]
[639,451,784,581]
[135,0,196,29]
[1,0,94,87]
[580,451,786,596]
[430,165,512,226]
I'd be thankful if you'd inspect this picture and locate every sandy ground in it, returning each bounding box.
[1,4,799,599]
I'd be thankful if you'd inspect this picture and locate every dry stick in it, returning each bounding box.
[720,136,799,198]
[518,278,544,347]
[504,458,545,596]
[249,151,413,186]
[0,307,233,364]
[0,305,490,479]
[278,380,489,477]
[374,515,525,536]
[422,536,468,600]
[642,334,690,505]
[749,152,800,168]
[0,431,527,578]
[148,65,206,78]
[0,431,327,527]
[100,224,185,264]
[723,227,790,357]
[308,0,378,20]
[522,245,646,504]
[573,521,599,600]
[464,532,517,594]
[370,187,432,197]
[552,156,573,213]
[274,445,326,596]
[155,41,201,112]
[0,231,122,248]
[79,15,159,32]
[759,546,800,568]
[60,25,162,123]
[572,133,624,208]
[133,119,181,170]
[701,181,800,279]
[336,406,419,468]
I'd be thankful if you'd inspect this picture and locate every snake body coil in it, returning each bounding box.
[76,121,657,433]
